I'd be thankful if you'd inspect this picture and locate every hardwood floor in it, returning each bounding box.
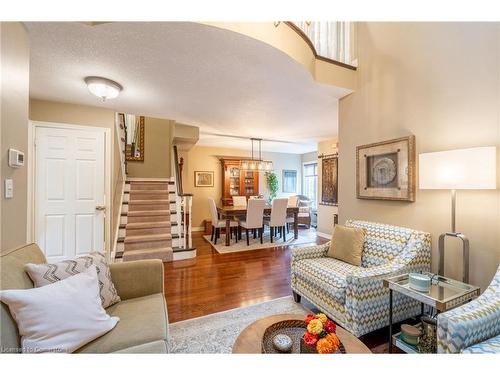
[163,230,399,353]
[164,230,326,323]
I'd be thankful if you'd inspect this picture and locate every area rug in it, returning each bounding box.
[168,296,311,353]
[203,228,319,254]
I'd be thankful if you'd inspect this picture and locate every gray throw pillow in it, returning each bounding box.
[25,252,120,308]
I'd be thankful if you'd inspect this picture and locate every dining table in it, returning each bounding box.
[216,204,300,246]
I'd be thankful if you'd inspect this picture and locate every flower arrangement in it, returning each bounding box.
[302,313,340,354]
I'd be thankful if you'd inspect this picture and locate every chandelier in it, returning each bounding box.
[240,138,273,172]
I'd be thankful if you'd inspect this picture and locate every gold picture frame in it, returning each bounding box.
[125,116,145,162]
[194,171,214,187]
[356,135,416,202]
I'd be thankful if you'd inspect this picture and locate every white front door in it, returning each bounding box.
[35,126,106,262]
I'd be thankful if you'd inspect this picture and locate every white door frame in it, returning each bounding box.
[27,121,112,258]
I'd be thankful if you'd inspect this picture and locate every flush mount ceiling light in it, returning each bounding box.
[84,76,123,101]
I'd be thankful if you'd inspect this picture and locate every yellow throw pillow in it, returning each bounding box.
[327,225,365,266]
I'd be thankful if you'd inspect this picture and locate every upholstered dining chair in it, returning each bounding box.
[232,196,247,207]
[264,198,289,242]
[286,195,300,233]
[238,198,265,246]
[208,197,238,245]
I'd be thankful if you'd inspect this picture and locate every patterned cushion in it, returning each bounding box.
[346,220,413,267]
[293,257,361,305]
[25,252,120,308]
[438,265,500,353]
[462,335,500,354]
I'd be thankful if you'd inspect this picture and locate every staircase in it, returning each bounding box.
[113,114,196,263]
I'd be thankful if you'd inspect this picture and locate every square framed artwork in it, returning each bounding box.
[194,171,214,187]
[356,135,416,201]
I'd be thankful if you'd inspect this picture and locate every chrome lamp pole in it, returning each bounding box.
[438,189,470,283]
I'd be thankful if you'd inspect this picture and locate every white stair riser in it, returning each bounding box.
[116,241,124,253]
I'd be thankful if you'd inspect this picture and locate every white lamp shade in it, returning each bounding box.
[419,146,497,190]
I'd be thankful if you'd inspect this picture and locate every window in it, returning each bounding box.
[282,170,297,193]
[303,162,318,207]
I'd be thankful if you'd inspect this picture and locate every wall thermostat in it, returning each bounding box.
[8,149,24,168]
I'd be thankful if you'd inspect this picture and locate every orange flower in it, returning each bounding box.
[316,334,340,354]
[316,337,335,354]
[325,333,340,349]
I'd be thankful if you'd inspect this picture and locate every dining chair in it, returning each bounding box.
[208,197,238,245]
[238,198,265,246]
[232,196,247,207]
[286,195,300,233]
[264,198,289,242]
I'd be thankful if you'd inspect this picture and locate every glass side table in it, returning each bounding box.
[383,273,480,353]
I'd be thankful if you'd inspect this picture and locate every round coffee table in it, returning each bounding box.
[232,314,371,353]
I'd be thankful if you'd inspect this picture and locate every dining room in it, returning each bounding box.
[179,139,339,254]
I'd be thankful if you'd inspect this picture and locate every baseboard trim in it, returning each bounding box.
[316,231,332,240]
[192,226,205,232]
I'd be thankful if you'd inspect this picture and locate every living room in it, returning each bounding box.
[1,1,499,374]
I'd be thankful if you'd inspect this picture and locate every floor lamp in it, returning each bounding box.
[419,146,497,283]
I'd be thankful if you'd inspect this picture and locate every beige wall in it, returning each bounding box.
[1,23,30,251]
[29,99,122,252]
[203,22,357,91]
[183,145,303,228]
[127,117,173,178]
[338,22,500,291]
[317,139,339,235]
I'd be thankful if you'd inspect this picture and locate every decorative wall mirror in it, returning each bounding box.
[120,114,145,161]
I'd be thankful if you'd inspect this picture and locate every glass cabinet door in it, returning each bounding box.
[243,171,255,195]
[229,167,240,196]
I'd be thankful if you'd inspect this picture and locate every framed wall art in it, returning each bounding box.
[321,155,338,205]
[194,171,214,187]
[356,135,416,202]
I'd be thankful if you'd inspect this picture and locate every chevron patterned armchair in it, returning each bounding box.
[437,265,500,354]
[291,220,431,337]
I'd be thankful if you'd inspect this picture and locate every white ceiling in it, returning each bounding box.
[25,22,349,154]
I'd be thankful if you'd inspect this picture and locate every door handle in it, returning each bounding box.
[95,205,106,211]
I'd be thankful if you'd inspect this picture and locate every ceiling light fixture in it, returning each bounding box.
[240,138,273,172]
[84,76,123,101]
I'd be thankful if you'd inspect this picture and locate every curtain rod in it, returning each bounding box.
[318,152,338,159]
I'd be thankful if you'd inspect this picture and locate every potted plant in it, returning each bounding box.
[265,171,278,204]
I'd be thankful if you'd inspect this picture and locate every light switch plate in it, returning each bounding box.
[4,178,13,199]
